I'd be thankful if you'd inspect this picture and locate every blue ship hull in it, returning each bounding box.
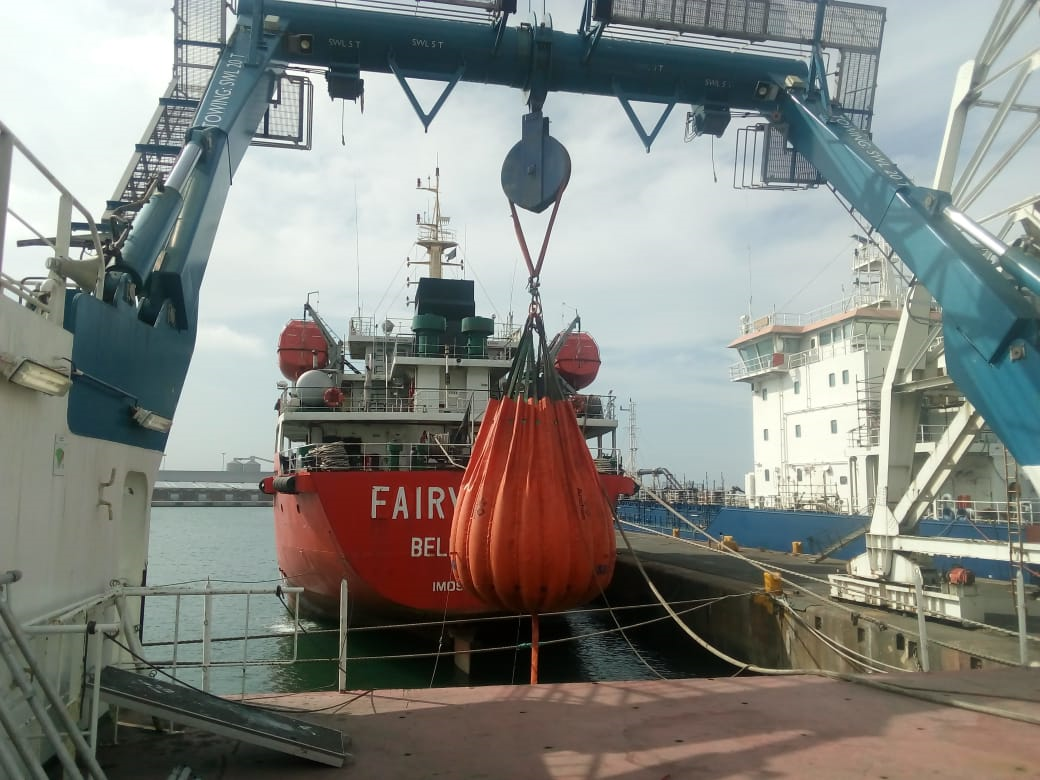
[615,500,1034,583]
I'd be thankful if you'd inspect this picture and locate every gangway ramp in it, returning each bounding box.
[99,667,350,768]
[812,520,871,562]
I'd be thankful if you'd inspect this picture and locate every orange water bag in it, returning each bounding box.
[449,314,616,614]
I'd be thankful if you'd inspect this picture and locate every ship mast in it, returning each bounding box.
[413,167,461,279]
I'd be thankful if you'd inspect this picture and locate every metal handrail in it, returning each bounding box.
[737,291,901,336]
[729,338,895,379]
[119,583,306,695]
[2,576,312,778]
[348,314,521,344]
[279,384,619,421]
[0,272,54,314]
[0,120,105,294]
[281,438,626,474]
[286,0,500,24]
[0,573,107,780]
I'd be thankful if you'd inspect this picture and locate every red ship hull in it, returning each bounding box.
[272,469,635,624]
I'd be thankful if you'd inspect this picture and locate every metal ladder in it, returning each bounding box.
[104,0,225,224]
[1004,446,1027,574]
[0,571,108,780]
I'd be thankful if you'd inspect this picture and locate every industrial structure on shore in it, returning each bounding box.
[154,457,272,506]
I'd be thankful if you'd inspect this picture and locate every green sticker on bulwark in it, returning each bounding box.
[53,434,66,476]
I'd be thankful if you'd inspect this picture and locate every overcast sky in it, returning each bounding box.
[2,1,1035,481]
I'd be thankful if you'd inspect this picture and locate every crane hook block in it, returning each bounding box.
[501,111,571,213]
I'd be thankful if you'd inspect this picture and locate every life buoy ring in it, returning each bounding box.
[323,387,344,408]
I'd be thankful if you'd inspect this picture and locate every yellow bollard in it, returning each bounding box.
[672,528,680,538]
[791,540,803,555]
[763,571,783,594]
[721,535,740,551]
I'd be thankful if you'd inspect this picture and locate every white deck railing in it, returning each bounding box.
[279,384,618,421]
[2,576,315,777]
[282,437,626,475]
[0,119,106,324]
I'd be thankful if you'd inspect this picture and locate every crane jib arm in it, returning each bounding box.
[238,0,809,111]
[67,13,284,451]
[121,20,286,327]
[778,90,1040,472]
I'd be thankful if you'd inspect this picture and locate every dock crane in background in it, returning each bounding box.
[47,0,1040,621]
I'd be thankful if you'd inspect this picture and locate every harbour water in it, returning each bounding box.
[144,507,727,695]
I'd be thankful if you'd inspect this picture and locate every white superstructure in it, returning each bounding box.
[729,239,1024,518]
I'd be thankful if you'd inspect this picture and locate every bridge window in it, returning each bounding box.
[762,387,768,400]
[796,468,803,482]
[842,369,850,384]
[793,380,801,394]
[828,373,836,387]
[764,469,770,482]
[820,330,832,346]
[763,429,769,441]
[830,419,838,434]
[795,424,802,438]
[839,476,848,485]
[740,341,772,363]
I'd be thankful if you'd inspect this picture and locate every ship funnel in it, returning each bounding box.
[46,256,102,291]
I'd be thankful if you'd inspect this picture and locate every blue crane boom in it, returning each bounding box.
[82,0,1040,494]
[235,0,808,112]
[65,15,285,449]
[779,89,1040,478]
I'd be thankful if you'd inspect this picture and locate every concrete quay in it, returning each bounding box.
[608,528,1040,673]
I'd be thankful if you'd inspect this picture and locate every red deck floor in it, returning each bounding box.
[94,667,1040,779]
